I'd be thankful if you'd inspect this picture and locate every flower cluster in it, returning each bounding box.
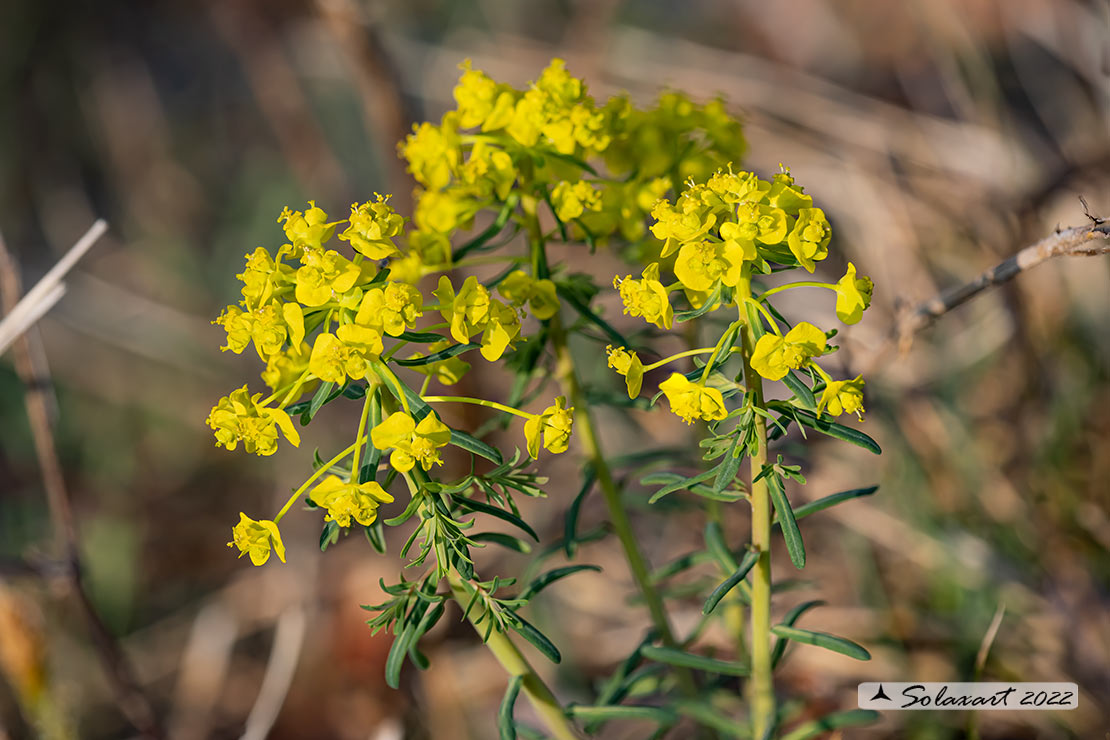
[608,166,874,424]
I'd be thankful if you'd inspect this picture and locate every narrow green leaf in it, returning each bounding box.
[702,551,758,615]
[765,472,805,569]
[448,428,503,465]
[779,710,880,740]
[770,625,871,661]
[384,492,423,526]
[364,521,386,554]
[781,370,816,410]
[538,148,599,176]
[640,646,749,676]
[521,565,602,600]
[564,468,595,558]
[568,705,677,725]
[393,342,481,367]
[507,613,561,664]
[319,519,340,551]
[470,532,533,554]
[767,401,881,455]
[452,495,539,541]
[499,675,523,740]
[368,267,391,285]
[555,284,628,347]
[342,382,367,400]
[303,380,335,424]
[673,700,751,738]
[385,619,416,689]
[713,434,742,493]
[646,466,721,504]
[674,282,723,322]
[452,194,519,262]
[771,600,825,668]
[398,329,448,343]
[359,389,382,484]
[783,486,879,523]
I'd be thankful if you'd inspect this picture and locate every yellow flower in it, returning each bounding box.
[835,262,874,325]
[408,340,471,386]
[818,376,865,420]
[765,170,813,213]
[705,169,769,206]
[616,263,673,329]
[238,247,293,309]
[658,373,727,424]
[295,248,362,307]
[339,195,404,259]
[371,412,452,472]
[606,346,644,399]
[308,329,383,384]
[479,300,522,361]
[459,142,517,200]
[355,282,424,337]
[414,188,477,234]
[310,475,395,527]
[524,397,574,458]
[228,513,286,566]
[551,180,602,221]
[207,386,300,456]
[735,202,789,245]
[649,198,716,258]
[673,239,749,292]
[437,276,489,344]
[261,341,317,397]
[786,207,831,273]
[453,60,505,129]
[278,201,338,251]
[506,91,547,148]
[750,322,827,381]
[400,122,460,190]
[497,270,559,320]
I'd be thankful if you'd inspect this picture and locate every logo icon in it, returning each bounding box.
[870,684,891,702]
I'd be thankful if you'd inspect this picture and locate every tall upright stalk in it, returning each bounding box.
[520,196,695,690]
[736,273,775,735]
[447,573,583,740]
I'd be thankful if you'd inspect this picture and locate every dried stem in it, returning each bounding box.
[894,221,1110,353]
[0,226,163,738]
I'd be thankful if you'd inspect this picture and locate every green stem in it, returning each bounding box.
[520,196,697,695]
[421,395,533,419]
[447,573,582,740]
[757,280,834,301]
[737,271,775,735]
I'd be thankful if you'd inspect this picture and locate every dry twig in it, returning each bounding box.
[0,225,163,738]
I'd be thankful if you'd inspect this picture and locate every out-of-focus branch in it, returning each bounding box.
[0,226,163,739]
[894,221,1110,353]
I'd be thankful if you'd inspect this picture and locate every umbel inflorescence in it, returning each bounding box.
[206,57,881,738]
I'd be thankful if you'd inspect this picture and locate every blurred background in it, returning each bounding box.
[1,0,1109,737]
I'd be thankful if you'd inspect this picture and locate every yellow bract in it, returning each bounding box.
[207,386,300,456]
[340,195,404,259]
[371,411,452,472]
[606,346,644,399]
[436,276,521,361]
[278,201,338,252]
[835,262,874,325]
[294,247,363,307]
[673,238,750,292]
[497,270,559,320]
[786,208,831,273]
[356,282,424,337]
[310,475,395,527]
[228,513,286,566]
[750,323,827,381]
[658,374,727,425]
[308,330,383,384]
[551,180,602,221]
[524,397,574,458]
[407,340,471,386]
[818,376,865,420]
[616,263,673,330]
